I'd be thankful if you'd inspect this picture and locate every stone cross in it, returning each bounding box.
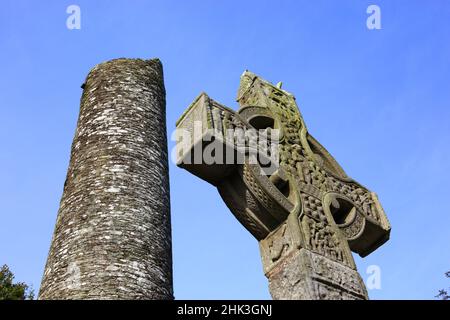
[176,71,391,300]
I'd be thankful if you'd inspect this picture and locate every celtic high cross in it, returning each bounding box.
[175,71,391,299]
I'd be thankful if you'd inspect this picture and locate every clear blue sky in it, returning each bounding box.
[1,0,449,299]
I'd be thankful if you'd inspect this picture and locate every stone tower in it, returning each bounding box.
[39,58,173,299]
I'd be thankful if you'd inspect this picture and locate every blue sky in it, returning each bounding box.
[0,0,449,299]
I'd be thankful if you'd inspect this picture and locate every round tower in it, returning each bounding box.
[39,58,173,299]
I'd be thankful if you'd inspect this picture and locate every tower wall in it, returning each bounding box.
[39,58,173,299]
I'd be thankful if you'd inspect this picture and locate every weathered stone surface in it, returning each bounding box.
[39,58,173,300]
[176,71,391,300]
[267,249,367,300]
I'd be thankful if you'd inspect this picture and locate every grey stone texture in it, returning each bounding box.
[39,58,173,300]
[176,71,391,300]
